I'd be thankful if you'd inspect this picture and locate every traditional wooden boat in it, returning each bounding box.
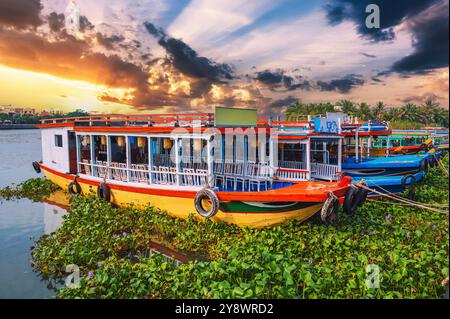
[369,129,448,157]
[277,113,431,198]
[33,108,360,228]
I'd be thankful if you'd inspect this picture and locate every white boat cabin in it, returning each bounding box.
[40,110,345,191]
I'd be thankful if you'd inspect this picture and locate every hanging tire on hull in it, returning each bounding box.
[407,187,416,201]
[194,188,219,219]
[97,183,111,202]
[343,186,365,215]
[32,161,41,174]
[428,155,436,168]
[320,193,339,224]
[401,174,417,200]
[401,174,416,189]
[68,179,82,195]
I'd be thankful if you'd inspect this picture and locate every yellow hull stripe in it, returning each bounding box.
[43,170,323,228]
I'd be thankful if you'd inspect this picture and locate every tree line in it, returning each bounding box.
[0,109,89,124]
[286,99,449,129]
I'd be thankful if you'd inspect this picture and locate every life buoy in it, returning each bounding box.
[68,179,81,195]
[401,174,416,188]
[194,188,219,218]
[32,161,41,174]
[320,194,339,224]
[97,183,111,202]
[343,186,362,215]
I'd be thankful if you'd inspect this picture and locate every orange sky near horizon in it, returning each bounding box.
[0,64,137,113]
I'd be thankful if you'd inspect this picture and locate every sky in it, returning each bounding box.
[0,0,448,114]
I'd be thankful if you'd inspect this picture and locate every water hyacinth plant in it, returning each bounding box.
[3,156,448,298]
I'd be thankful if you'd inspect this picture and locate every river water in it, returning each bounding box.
[0,129,67,298]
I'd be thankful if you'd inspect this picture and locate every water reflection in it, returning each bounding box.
[42,191,71,235]
[0,198,67,299]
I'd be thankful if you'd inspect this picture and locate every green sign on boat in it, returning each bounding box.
[214,106,257,127]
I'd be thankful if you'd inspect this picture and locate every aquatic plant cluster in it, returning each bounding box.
[0,178,59,202]
[3,156,448,298]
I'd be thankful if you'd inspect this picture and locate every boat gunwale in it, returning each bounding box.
[39,164,350,202]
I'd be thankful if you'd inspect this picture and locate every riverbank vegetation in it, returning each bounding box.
[1,157,448,299]
[286,99,449,129]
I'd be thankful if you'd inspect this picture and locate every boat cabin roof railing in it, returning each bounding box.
[40,113,215,127]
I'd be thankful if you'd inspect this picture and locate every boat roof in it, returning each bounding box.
[37,112,393,138]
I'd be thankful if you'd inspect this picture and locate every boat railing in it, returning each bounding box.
[310,162,339,181]
[274,168,309,181]
[278,160,306,170]
[79,160,210,187]
[40,113,215,127]
[80,159,311,190]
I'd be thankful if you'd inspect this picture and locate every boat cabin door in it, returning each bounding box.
[68,131,77,174]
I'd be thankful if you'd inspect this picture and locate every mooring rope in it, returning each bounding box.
[367,179,448,209]
[354,182,449,215]
[367,198,449,208]
[436,156,449,177]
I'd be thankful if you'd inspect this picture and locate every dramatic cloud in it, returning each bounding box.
[317,74,365,93]
[255,69,311,91]
[96,33,125,50]
[0,28,147,89]
[324,0,440,42]
[144,22,234,82]
[0,0,448,111]
[47,11,64,33]
[79,15,94,33]
[390,1,449,73]
[361,52,376,58]
[268,96,299,108]
[0,0,43,29]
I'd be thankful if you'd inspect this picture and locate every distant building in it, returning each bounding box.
[0,106,36,116]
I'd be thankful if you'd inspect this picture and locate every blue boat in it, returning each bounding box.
[351,171,425,197]
[342,154,430,177]
[312,113,432,197]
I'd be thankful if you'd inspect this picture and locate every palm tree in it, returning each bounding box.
[373,101,385,121]
[356,102,372,120]
[398,103,421,122]
[336,100,357,115]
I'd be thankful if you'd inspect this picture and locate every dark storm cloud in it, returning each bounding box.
[317,74,364,93]
[361,52,376,58]
[0,0,43,29]
[79,15,94,32]
[96,32,125,50]
[144,22,234,82]
[47,12,65,33]
[269,96,299,108]
[390,1,449,74]
[255,69,312,91]
[324,0,439,42]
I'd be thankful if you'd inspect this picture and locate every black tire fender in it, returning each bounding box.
[32,161,41,174]
[401,174,416,188]
[407,187,416,201]
[320,194,339,224]
[68,179,82,195]
[194,188,219,219]
[343,186,360,215]
[356,188,369,207]
[428,155,436,168]
[97,183,111,202]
